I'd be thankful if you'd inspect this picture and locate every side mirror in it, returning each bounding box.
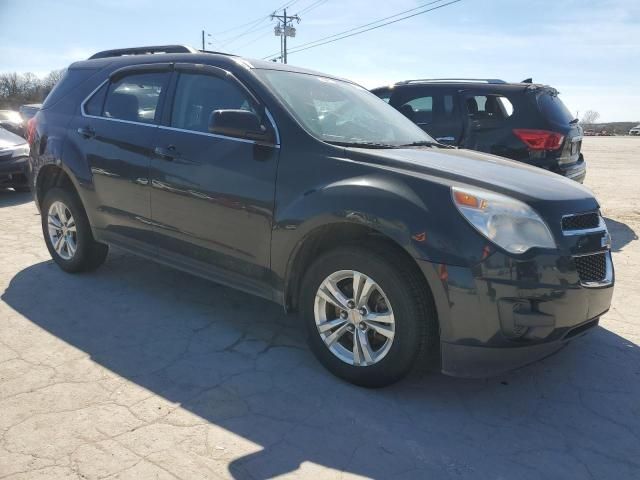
[208,109,274,144]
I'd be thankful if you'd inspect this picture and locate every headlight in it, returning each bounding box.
[452,186,556,254]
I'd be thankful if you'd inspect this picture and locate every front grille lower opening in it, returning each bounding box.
[575,252,607,283]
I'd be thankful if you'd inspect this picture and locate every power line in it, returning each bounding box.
[263,0,462,59]
[234,28,275,51]
[297,0,328,15]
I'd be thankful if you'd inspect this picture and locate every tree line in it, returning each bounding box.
[0,70,65,110]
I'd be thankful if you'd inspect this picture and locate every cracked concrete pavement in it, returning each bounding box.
[0,137,639,479]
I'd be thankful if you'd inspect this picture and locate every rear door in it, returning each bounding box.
[69,65,171,248]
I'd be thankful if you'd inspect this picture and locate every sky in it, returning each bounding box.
[1,0,638,122]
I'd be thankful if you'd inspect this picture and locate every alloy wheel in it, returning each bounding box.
[47,201,77,260]
[314,270,395,366]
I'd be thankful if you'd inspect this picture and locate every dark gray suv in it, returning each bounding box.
[28,46,613,386]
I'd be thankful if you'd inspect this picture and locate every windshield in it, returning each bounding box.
[255,69,435,147]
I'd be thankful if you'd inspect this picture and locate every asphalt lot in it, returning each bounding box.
[0,136,639,479]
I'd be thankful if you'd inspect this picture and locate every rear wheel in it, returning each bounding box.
[300,245,437,387]
[41,187,108,272]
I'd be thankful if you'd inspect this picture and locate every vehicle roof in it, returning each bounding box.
[372,80,551,92]
[69,51,355,84]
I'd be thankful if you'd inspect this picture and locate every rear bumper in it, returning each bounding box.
[416,249,614,378]
[556,154,586,183]
[0,156,28,185]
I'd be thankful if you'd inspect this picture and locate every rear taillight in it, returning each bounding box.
[26,117,37,144]
[513,129,564,151]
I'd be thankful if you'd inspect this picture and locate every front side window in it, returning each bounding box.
[255,69,434,147]
[102,72,168,124]
[171,73,255,133]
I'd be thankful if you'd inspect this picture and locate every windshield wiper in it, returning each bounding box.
[327,141,399,149]
[399,140,452,148]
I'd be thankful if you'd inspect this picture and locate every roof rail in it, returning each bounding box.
[88,45,198,60]
[398,78,507,85]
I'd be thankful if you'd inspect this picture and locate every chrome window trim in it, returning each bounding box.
[574,250,613,288]
[561,213,607,236]
[80,78,281,148]
[157,124,279,148]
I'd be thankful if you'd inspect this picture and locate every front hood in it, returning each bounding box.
[0,127,27,150]
[346,146,597,208]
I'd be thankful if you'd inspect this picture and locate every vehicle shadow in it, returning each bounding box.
[605,216,638,252]
[2,252,639,478]
[0,189,32,208]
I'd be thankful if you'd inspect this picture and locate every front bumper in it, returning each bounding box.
[417,249,614,378]
[0,155,28,186]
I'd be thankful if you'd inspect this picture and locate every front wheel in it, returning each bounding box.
[300,245,437,387]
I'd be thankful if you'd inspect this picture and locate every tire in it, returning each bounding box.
[41,187,108,273]
[300,244,437,387]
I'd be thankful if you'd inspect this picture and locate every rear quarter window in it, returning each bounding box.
[42,68,99,109]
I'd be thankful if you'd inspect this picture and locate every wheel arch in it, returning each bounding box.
[283,221,438,319]
[35,164,79,208]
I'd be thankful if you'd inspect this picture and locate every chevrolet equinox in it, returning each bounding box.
[27,45,614,387]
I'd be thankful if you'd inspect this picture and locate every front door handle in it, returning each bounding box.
[77,126,95,139]
[153,145,178,161]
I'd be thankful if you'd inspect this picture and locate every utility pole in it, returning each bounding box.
[201,30,213,51]
[271,8,300,63]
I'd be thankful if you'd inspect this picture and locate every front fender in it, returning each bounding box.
[271,172,491,292]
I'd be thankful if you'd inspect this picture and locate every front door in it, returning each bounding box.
[391,88,464,145]
[149,65,279,296]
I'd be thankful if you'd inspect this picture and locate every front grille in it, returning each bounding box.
[575,253,607,283]
[562,212,600,232]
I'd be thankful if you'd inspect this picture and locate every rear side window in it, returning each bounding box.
[466,95,514,121]
[102,73,168,124]
[537,92,575,125]
[170,73,255,133]
[42,68,98,109]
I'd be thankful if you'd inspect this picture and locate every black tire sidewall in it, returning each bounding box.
[300,247,426,387]
[41,187,98,273]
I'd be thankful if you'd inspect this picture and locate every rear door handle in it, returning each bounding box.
[77,126,95,139]
[153,145,178,161]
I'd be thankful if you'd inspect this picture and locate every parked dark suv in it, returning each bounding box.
[372,79,586,183]
[28,46,613,386]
